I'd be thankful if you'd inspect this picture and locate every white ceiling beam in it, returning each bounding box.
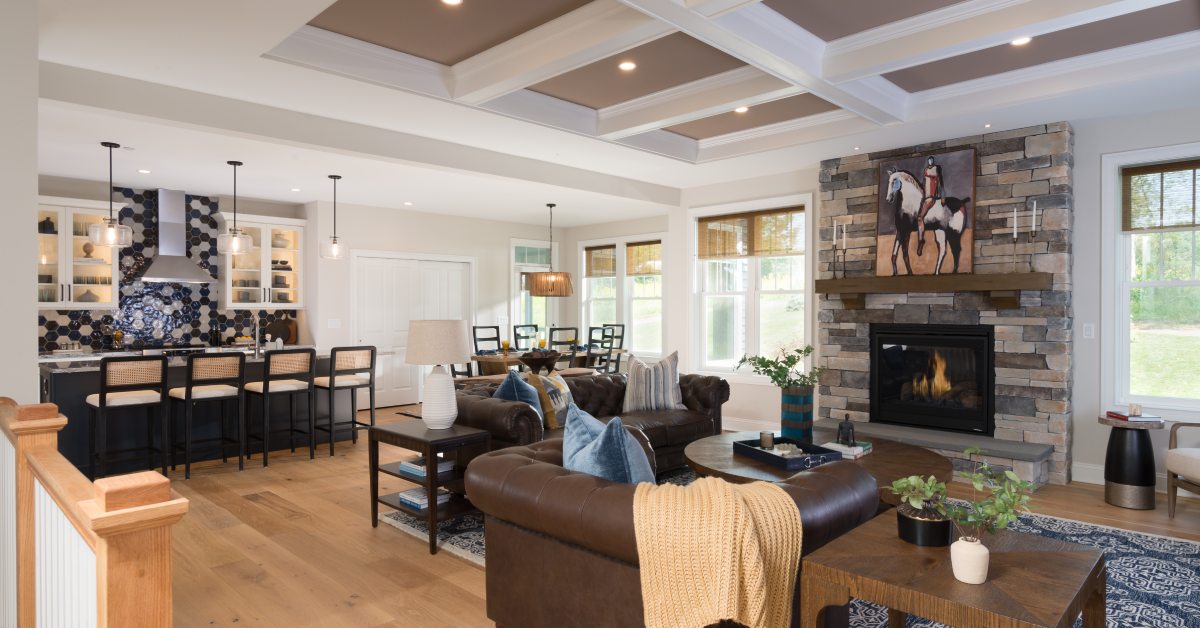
[597,66,802,139]
[823,0,1181,84]
[619,0,907,123]
[686,0,764,18]
[696,110,875,162]
[451,0,674,106]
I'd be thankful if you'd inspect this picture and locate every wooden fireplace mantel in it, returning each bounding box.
[814,272,1054,310]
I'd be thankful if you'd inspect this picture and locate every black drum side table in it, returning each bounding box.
[1098,415,1165,509]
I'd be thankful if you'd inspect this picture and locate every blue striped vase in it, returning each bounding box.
[781,385,814,444]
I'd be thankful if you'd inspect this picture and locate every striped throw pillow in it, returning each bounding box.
[623,352,686,413]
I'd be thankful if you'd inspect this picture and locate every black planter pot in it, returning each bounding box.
[896,505,952,547]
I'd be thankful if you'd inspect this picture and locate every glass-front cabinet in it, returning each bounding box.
[220,215,304,309]
[37,197,121,310]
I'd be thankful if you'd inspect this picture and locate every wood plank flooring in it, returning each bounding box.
[171,408,1200,625]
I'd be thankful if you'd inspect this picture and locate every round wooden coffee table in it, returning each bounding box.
[684,429,952,505]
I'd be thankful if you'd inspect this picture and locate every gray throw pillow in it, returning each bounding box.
[623,351,686,413]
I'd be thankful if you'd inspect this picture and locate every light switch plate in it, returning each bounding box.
[1082,323,1095,339]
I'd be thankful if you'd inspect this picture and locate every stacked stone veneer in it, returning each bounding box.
[817,123,1074,485]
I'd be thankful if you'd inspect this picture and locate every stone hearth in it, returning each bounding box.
[816,123,1074,485]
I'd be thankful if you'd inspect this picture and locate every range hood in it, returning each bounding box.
[136,189,214,284]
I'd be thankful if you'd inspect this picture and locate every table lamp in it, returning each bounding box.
[405,320,471,429]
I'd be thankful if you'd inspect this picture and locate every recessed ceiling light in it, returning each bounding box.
[290,188,301,192]
[1011,36,1032,46]
[136,169,151,174]
[984,123,992,128]
[853,146,860,151]
[442,0,463,5]
[734,106,749,114]
[618,61,637,72]
[404,201,414,206]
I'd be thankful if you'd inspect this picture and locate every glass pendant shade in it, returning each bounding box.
[320,235,344,260]
[87,217,133,248]
[217,227,253,255]
[528,270,573,297]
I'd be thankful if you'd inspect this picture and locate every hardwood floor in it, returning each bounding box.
[171,409,1200,625]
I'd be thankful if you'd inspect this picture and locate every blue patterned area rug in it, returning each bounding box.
[378,469,1200,627]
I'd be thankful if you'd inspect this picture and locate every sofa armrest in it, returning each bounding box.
[466,445,878,566]
[455,392,544,446]
[679,374,730,433]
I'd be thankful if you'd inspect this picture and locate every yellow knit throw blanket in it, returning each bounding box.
[633,477,802,628]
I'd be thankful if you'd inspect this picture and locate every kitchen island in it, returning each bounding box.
[40,348,362,476]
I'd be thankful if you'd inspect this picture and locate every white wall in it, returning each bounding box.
[1072,106,1200,487]
[6,0,38,401]
[304,201,553,350]
[38,175,304,219]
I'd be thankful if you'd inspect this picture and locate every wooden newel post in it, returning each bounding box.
[86,472,188,627]
[1,399,68,628]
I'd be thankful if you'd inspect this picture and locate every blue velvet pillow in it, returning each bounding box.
[562,404,655,484]
[492,370,542,419]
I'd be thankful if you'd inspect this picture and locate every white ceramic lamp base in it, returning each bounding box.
[421,365,458,430]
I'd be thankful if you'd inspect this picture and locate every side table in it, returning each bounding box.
[1098,416,1165,510]
[369,419,490,554]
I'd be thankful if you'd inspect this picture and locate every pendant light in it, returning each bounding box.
[527,203,573,297]
[320,174,344,260]
[217,160,253,255]
[88,141,134,247]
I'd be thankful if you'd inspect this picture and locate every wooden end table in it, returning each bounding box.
[800,510,1106,628]
[1097,415,1165,510]
[369,418,490,554]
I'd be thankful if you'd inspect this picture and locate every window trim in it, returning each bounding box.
[1102,141,1200,419]
[686,193,815,381]
[577,232,668,358]
[509,238,558,339]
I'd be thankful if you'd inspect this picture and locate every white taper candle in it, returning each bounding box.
[1012,206,1018,240]
[1032,200,1038,233]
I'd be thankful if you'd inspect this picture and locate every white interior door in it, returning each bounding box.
[356,257,420,406]
[355,257,472,407]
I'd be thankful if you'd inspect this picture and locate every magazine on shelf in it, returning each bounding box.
[397,487,451,509]
[399,455,456,476]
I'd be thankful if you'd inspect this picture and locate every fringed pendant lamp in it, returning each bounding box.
[527,203,573,297]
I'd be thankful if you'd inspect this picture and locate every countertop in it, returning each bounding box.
[39,345,321,374]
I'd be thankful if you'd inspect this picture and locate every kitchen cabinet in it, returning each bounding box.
[220,214,305,310]
[37,196,122,310]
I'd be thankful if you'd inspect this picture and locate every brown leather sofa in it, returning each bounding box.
[465,439,880,628]
[455,373,729,472]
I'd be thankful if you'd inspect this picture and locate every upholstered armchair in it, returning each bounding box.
[1167,422,1200,518]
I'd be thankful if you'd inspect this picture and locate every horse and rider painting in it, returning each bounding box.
[876,147,975,276]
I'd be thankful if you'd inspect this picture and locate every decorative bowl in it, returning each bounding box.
[518,351,560,374]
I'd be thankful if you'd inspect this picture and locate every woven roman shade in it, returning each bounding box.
[697,207,805,259]
[626,240,662,276]
[1122,159,1200,232]
[585,245,616,277]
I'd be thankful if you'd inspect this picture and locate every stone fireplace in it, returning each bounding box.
[815,123,1074,485]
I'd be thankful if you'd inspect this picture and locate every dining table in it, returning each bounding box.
[470,348,627,375]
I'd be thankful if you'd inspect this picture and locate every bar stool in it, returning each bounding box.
[245,348,316,466]
[86,355,169,480]
[314,346,376,456]
[168,353,246,479]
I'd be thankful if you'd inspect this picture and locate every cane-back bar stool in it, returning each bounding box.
[245,348,316,466]
[314,346,377,456]
[168,353,246,479]
[87,355,169,480]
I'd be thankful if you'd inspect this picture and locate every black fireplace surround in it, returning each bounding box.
[869,323,995,436]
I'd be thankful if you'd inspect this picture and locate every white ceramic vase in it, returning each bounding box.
[950,537,990,584]
[420,365,458,429]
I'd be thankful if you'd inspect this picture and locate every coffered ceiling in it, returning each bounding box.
[264,0,1200,163]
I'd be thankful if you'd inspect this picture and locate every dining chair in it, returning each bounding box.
[548,327,578,370]
[87,355,169,480]
[472,326,502,354]
[604,323,626,372]
[513,325,539,351]
[586,327,617,373]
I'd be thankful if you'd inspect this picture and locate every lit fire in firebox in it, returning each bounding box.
[912,350,952,400]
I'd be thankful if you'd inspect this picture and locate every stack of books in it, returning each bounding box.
[820,441,874,459]
[400,455,456,477]
[397,487,451,511]
[1105,410,1162,422]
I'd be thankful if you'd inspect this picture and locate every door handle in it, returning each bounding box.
[60,284,65,302]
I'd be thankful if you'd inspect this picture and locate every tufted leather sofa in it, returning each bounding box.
[455,373,729,473]
[465,439,880,628]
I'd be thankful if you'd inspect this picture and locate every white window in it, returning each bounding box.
[512,241,554,334]
[696,207,806,370]
[579,236,666,357]
[1115,158,1200,410]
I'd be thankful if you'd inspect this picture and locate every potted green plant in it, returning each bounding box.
[736,346,824,443]
[939,447,1035,584]
[888,475,951,547]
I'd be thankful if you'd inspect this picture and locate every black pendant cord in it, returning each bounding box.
[329,175,341,238]
[547,203,556,271]
[227,160,243,231]
[101,141,120,220]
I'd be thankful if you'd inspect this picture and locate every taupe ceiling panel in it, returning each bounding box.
[763,0,965,41]
[529,33,746,109]
[885,2,1200,92]
[664,93,840,140]
[309,0,592,65]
